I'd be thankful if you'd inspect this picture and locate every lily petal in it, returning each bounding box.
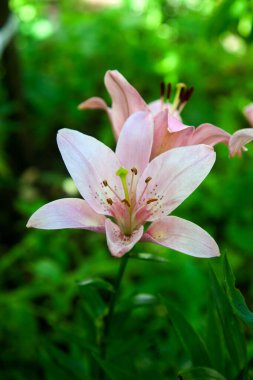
[78,96,109,113]
[148,99,181,120]
[189,123,231,146]
[27,198,105,232]
[136,145,216,221]
[229,128,253,157]
[104,70,148,138]
[57,129,123,214]
[143,216,219,258]
[116,111,153,174]
[243,103,253,127]
[151,110,194,159]
[105,218,144,257]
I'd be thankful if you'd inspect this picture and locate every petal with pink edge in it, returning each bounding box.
[27,198,106,232]
[136,145,216,221]
[104,70,148,138]
[189,123,231,146]
[229,128,253,157]
[243,104,253,127]
[116,111,153,174]
[105,218,144,257]
[57,129,123,214]
[78,97,109,112]
[143,216,220,258]
[151,110,194,159]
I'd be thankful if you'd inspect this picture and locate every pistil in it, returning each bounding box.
[116,167,130,203]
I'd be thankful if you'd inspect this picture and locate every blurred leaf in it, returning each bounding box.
[178,366,227,380]
[78,285,106,320]
[223,254,253,329]
[210,267,247,373]
[129,252,169,263]
[132,293,157,307]
[205,299,226,374]
[165,302,211,367]
[78,277,114,293]
[92,352,139,380]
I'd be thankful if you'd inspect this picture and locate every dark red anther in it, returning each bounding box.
[166,83,171,100]
[179,87,186,102]
[160,81,165,97]
[185,86,194,101]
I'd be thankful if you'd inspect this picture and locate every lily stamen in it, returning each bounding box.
[147,198,158,204]
[137,176,152,204]
[103,179,121,201]
[106,198,113,205]
[121,199,131,207]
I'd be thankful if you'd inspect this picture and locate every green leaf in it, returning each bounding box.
[165,302,211,367]
[78,285,106,320]
[129,252,169,263]
[178,366,227,380]
[132,293,157,307]
[78,277,114,293]
[92,353,139,380]
[223,254,253,329]
[210,267,247,373]
[205,300,226,374]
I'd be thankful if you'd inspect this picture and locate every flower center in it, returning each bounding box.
[102,166,157,236]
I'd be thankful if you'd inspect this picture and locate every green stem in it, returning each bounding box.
[100,254,129,377]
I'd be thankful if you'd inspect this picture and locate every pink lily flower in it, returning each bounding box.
[229,103,253,157]
[27,111,219,258]
[78,70,231,158]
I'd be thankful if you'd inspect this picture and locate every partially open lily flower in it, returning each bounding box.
[78,70,231,158]
[78,70,192,139]
[27,111,219,258]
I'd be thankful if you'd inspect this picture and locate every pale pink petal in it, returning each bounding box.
[229,128,253,157]
[167,113,189,132]
[189,123,231,146]
[57,129,123,214]
[105,219,144,257]
[143,216,219,258]
[116,111,153,174]
[78,97,109,112]
[148,99,163,115]
[136,145,216,221]
[243,104,253,127]
[148,99,181,120]
[151,110,194,159]
[104,70,148,138]
[27,198,105,232]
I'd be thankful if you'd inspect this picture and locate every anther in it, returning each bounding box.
[160,81,165,98]
[103,180,108,186]
[166,83,171,100]
[122,199,131,207]
[106,198,113,205]
[145,176,152,184]
[179,87,186,102]
[131,167,138,175]
[147,198,158,204]
[185,86,194,101]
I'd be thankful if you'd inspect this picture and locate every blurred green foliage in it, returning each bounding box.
[1,0,253,378]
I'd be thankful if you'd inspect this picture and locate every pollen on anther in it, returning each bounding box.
[147,198,158,204]
[131,167,138,175]
[145,176,152,184]
[103,180,108,186]
[122,199,131,207]
[106,198,113,205]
